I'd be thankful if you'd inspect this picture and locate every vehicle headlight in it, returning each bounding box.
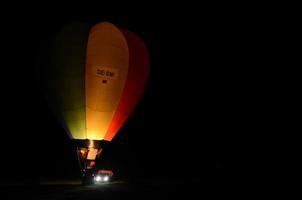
[103,176,109,182]
[95,175,102,182]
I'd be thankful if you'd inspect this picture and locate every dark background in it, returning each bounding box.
[0,5,280,183]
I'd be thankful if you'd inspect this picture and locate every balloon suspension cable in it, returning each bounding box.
[76,147,85,175]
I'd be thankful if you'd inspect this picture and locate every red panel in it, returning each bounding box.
[104,29,149,141]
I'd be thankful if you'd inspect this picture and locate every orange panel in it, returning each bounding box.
[85,22,129,140]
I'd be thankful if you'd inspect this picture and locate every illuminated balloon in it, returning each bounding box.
[39,22,149,181]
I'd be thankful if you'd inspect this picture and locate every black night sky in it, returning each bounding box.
[0,5,277,186]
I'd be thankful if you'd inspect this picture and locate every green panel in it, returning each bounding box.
[39,23,90,139]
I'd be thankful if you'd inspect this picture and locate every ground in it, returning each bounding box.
[0,179,202,199]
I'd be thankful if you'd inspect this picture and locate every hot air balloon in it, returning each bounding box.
[38,22,149,183]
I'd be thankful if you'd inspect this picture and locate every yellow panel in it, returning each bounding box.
[85,22,129,140]
[62,109,87,139]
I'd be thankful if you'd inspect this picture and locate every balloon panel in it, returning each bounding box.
[40,23,89,139]
[85,23,129,140]
[104,29,149,141]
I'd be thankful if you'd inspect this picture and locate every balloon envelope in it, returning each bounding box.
[40,22,149,142]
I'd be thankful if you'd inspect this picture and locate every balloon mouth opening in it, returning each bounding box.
[73,139,110,149]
